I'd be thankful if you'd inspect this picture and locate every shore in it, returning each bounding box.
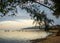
[32,30,60,43]
[33,35,60,43]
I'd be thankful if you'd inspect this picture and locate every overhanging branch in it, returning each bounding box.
[34,1,55,12]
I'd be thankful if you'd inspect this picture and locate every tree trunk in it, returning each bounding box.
[45,25,49,31]
[39,26,40,29]
[56,30,60,36]
[44,21,49,31]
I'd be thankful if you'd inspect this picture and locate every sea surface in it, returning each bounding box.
[0,29,52,43]
[0,20,52,43]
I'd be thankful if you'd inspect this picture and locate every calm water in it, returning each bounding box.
[0,20,52,43]
[0,29,52,43]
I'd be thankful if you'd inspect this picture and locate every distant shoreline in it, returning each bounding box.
[0,29,43,32]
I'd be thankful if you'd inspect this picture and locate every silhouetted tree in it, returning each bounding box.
[0,0,60,35]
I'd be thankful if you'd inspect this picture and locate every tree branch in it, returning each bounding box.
[34,1,55,12]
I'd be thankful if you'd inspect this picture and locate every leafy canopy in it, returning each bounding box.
[0,0,60,17]
[0,0,60,28]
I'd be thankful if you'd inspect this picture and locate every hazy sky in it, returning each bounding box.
[0,3,60,25]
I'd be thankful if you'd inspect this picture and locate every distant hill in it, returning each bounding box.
[22,26,39,29]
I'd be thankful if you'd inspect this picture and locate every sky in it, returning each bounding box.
[0,2,60,29]
[0,4,60,24]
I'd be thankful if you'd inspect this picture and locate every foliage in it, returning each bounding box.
[0,0,60,31]
[0,0,58,16]
[51,0,60,18]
